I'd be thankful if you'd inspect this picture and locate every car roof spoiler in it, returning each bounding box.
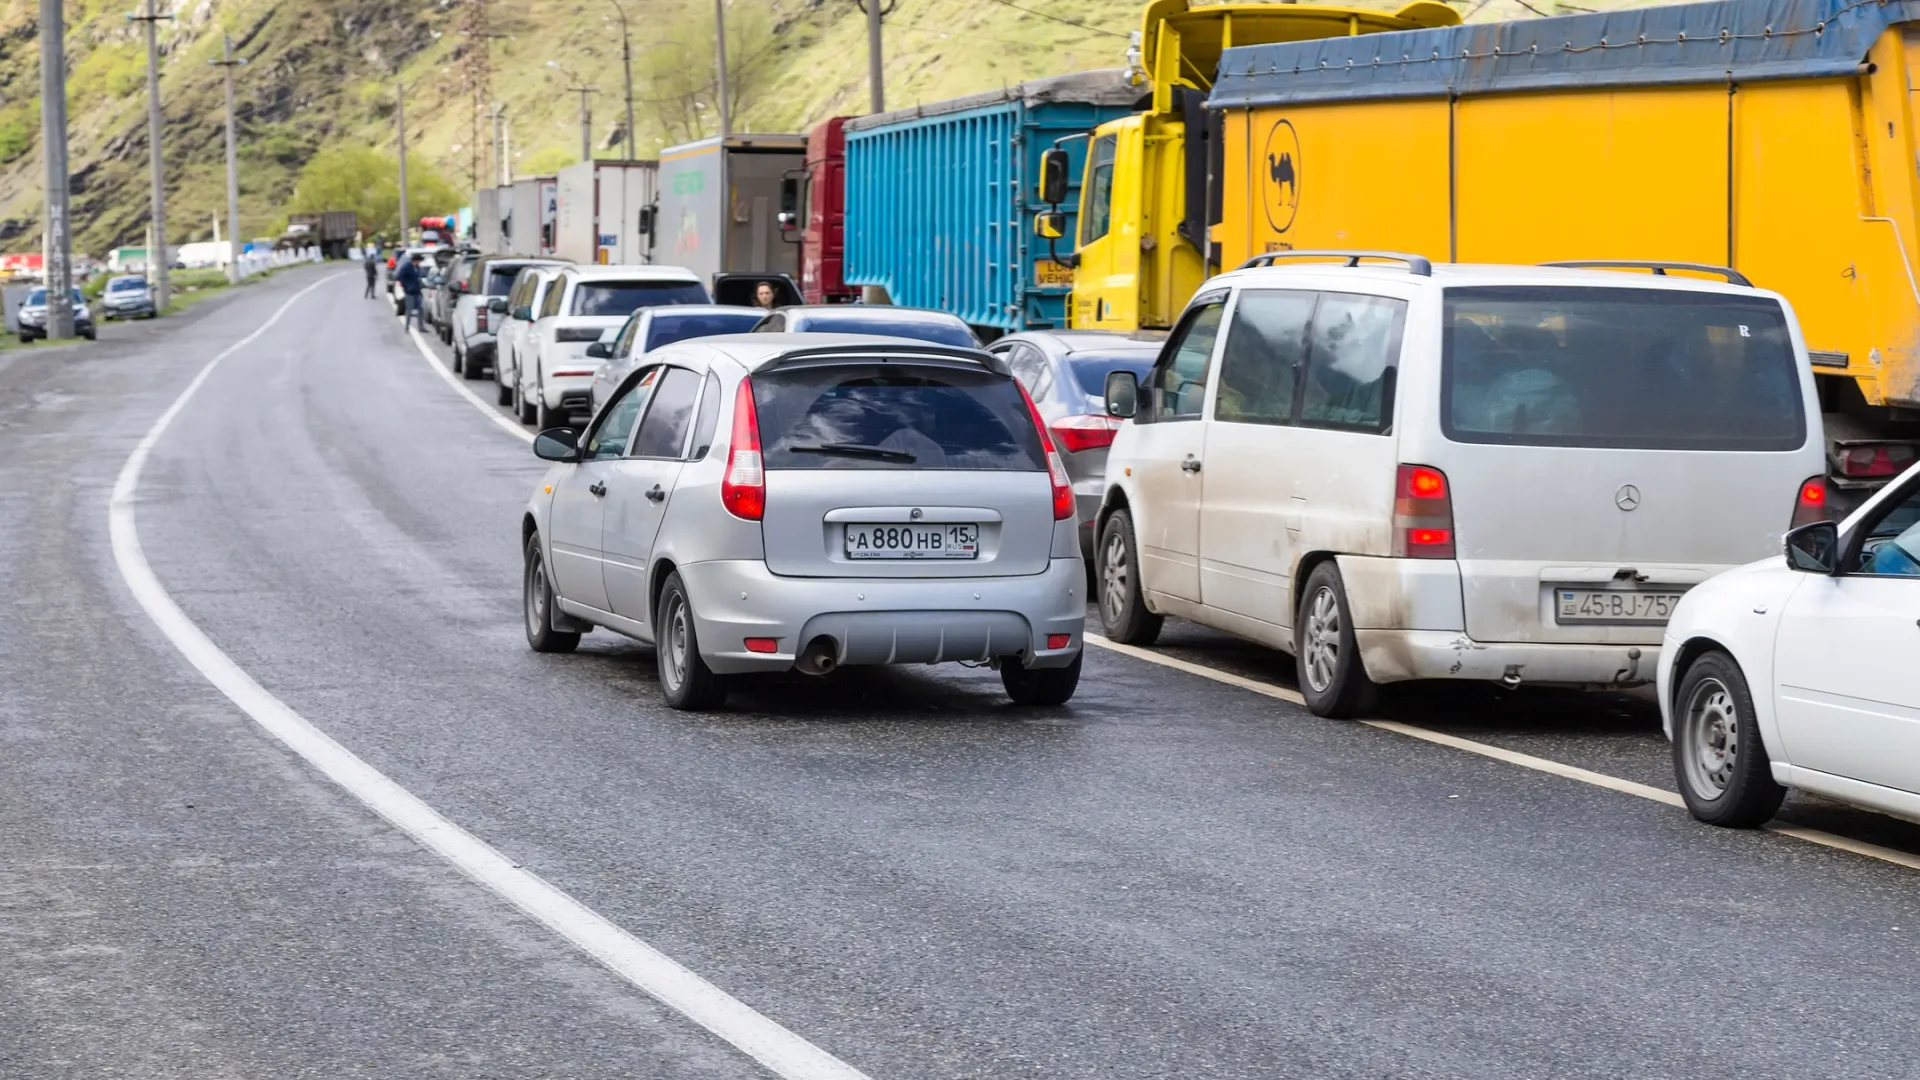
[756,342,1010,378]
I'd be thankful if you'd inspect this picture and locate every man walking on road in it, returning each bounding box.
[363,249,379,299]
[396,253,426,330]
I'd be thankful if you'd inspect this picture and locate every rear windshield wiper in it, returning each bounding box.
[787,442,917,463]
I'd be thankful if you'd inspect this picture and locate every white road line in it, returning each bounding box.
[406,324,534,443]
[109,276,872,1080]
[399,303,1920,881]
[1085,635,1920,872]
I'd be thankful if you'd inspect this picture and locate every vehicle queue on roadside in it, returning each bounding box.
[372,238,1918,842]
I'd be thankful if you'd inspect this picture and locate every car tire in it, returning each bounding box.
[1672,650,1786,827]
[1002,649,1082,706]
[451,345,464,375]
[1295,561,1377,719]
[1097,510,1163,646]
[516,382,537,425]
[523,533,581,654]
[441,322,452,345]
[536,391,561,430]
[655,572,729,710]
[496,365,515,407]
[81,328,95,341]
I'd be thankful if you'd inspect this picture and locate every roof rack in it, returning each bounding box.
[1541,261,1752,288]
[1238,250,1433,276]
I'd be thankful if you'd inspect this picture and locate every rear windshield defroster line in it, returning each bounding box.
[1440,286,1806,452]
[751,364,1046,471]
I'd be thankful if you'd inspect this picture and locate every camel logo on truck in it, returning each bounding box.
[1261,119,1301,234]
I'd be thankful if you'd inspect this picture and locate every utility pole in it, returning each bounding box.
[396,80,409,244]
[130,0,171,310]
[572,85,596,162]
[39,0,73,339]
[864,0,885,112]
[492,103,508,184]
[609,0,635,159]
[210,36,245,284]
[713,0,731,137]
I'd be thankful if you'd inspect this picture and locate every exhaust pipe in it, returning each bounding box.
[795,636,839,676]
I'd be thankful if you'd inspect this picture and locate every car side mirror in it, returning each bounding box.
[1034,211,1066,240]
[532,427,580,462]
[1038,147,1070,206]
[637,205,655,237]
[1784,521,1839,574]
[487,298,508,314]
[512,305,533,321]
[585,341,612,359]
[1104,370,1138,420]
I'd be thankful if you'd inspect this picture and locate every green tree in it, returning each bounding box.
[283,146,464,238]
[518,146,578,176]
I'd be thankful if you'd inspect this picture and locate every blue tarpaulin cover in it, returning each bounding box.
[1208,0,1920,108]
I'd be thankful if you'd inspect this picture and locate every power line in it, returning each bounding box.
[979,0,1127,38]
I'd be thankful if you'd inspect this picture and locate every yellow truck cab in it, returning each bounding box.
[1034,0,1458,332]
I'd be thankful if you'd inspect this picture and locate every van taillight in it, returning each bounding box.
[1393,464,1455,559]
[1017,381,1076,520]
[720,376,765,520]
[1790,475,1829,528]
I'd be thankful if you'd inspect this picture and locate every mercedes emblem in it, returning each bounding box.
[1615,484,1642,511]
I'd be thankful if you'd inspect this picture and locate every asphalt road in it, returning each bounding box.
[6,266,1920,1079]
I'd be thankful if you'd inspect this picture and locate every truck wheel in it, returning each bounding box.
[1672,650,1786,827]
[1002,650,1082,706]
[656,572,729,710]
[1097,510,1163,646]
[1296,561,1377,719]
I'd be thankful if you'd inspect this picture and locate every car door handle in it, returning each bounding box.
[645,484,666,503]
[1181,458,1203,473]
[588,481,606,497]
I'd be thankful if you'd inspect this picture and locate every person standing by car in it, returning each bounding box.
[364,248,379,299]
[396,253,426,330]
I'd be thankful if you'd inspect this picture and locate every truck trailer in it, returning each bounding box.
[555,160,660,265]
[286,211,357,259]
[843,71,1138,333]
[1206,0,1920,507]
[798,117,858,305]
[504,177,560,258]
[1031,0,1459,332]
[651,134,806,289]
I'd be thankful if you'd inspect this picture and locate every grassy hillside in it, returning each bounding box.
[0,0,1646,253]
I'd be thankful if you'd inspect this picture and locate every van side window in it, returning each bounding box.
[1214,290,1314,426]
[1152,299,1224,420]
[1299,293,1405,432]
[1080,135,1117,246]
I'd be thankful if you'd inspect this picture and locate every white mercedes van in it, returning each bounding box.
[1095,254,1828,717]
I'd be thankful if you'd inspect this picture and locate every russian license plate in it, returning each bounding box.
[1034,260,1075,288]
[844,523,979,560]
[1555,589,1685,624]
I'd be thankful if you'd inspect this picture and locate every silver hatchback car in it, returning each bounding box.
[521,334,1087,710]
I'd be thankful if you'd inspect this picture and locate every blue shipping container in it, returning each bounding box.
[843,70,1139,332]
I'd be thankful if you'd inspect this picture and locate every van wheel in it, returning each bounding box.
[515,383,537,425]
[1002,650,1082,706]
[1296,562,1377,718]
[1097,510,1163,645]
[496,371,514,407]
[656,572,729,710]
[523,533,580,654]
[1672,650,1785,827]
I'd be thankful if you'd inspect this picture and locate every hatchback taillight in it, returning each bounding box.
[1393,464,1455,559]
[720,376,765,520]
[1791,475,1829,528]
[1050,414,1123,453]
[1017,382,1076,520]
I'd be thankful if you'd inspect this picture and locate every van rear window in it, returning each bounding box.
[572,280,709,315]
[1441,287,1805,451]
[752,364,1044,471]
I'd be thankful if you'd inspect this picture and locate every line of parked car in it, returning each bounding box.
[389,245,1920,840]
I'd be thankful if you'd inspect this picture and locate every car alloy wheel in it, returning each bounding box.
[1100,528,1131,627]
[1301,585,1342,695]
[525,547,551,636]
[1679,677,1740,800]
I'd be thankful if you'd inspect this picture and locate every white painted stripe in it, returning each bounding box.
[110,275,872,1080]
[1086,634,1920,872]
[407,325,534,444]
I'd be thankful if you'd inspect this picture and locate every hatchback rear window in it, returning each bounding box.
[109,278,147,292]
[753,363,1044,471]
[644,311,764,351]
[792,314,979,348]
[1442,287,1805,451]
[571,280,709,316]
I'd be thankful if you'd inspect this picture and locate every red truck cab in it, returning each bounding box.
[799,117,858,304]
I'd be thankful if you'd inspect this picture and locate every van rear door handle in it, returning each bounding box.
[1181,458,1202,473]
[645,484,666,503]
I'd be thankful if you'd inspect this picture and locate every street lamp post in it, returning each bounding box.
[608,0,636,160]
[712,0,731,137]
[39,0,73,339]
[128,0,172,309]
[548,61,597,163]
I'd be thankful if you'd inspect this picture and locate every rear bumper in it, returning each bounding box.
[1356,630,1661,688]
[465,341,497,371]
[539,372,595,410]
[677,557,1087,675]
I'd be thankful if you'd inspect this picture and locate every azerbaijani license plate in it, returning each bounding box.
[1555,589,1685,624]
[845,523,979,560]
[1034,260,1075,288]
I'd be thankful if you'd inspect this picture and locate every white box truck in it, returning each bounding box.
[555,160,660,265]
[651,134,806,288]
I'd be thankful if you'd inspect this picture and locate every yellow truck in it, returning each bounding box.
[1031,0,1459,332]
[1206,0,1920,506]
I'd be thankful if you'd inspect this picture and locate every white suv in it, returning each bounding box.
[516,265,708,429]
[1095,253,1827,717]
